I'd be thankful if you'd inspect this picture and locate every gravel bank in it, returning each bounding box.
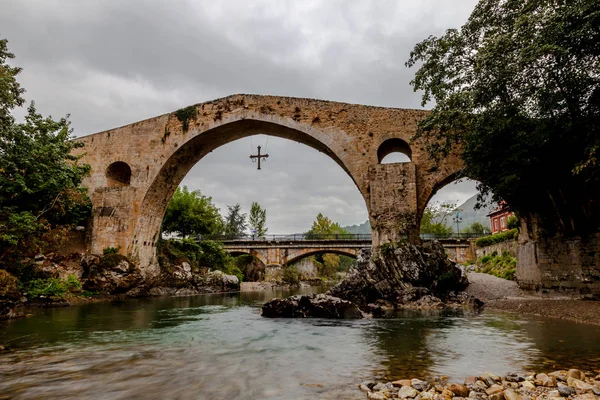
[466,272,600,326]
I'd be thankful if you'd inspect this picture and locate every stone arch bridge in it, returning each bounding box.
[74,94,463,277]
[219,235,371,267]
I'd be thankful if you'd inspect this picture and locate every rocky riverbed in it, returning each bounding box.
[361,369,600,400]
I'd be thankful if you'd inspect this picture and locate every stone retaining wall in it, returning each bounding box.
[517,231,600,298]
[475,239,517,259]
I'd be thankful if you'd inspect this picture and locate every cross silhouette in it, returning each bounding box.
[249,145,269,170]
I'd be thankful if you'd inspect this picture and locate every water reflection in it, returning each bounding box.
[1,288,600,399]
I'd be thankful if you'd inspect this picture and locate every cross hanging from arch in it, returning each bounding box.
[249,145,269,170]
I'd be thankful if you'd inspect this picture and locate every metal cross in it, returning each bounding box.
[249,145,269,170]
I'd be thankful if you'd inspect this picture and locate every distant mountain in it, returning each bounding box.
[342,220,371,234]
[340,194,493,234]
[455,194,495,229]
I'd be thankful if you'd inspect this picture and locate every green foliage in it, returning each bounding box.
[0,38,91,268]
[282,265,300,285]
[407,0,600,235]
[174,105,196,132]
[507,215,519,230]
[103,246,121,255]
[462,221,488,234]
[223,204,247,237]
[306,213,350,237]
[420,201,455,234]
[476,251,517,281]
[475,228,518,247]
[162,186,223,238]
[21,275,82,298]
[159,238,242,281]
[248,201,268,237]
[0,39,24,127]
[319,253,339,279]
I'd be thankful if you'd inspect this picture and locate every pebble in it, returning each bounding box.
[503,388,523,400]
[412,379,431,391]
[398,386,419,399]
[521,381,535,390]
[557,384,575,397]
[392,379,413,387]
[567,369,586,380]
[567,377,594,390]
[368,391,388,400]
[486,385,504,396]
[449,384,470,397]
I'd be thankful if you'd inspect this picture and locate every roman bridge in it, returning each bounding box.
[74,94,464,277]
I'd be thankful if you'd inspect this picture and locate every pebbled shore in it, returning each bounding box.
[466,273,600,326]
[362,369,600,400]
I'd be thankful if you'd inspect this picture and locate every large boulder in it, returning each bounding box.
[329,241,469,307]
[262,240,477,319]
[83,254,143,294]
[262,294,363,319]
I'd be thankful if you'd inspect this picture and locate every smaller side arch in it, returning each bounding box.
[377,138,412,163]
[284,248,360,266]
[223,248,269,267]
[106,161,132,187]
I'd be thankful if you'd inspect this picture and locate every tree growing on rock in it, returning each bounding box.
[407,0,600,236]
[0,38,91,269]
[248,201,268,237]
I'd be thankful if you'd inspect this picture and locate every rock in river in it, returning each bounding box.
[262,293,363,319]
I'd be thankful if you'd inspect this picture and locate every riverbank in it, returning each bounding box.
[466,272,600,326]
[361,368,600,399]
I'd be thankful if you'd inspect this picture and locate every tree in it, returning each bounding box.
[0,38,91,266]
[223,204,247,237]
[248,201,268,237]
[407,0,600,235]
[162,186,223,238]
[462,221,488,234]
[306,213,349,238]
[420,202,455,235]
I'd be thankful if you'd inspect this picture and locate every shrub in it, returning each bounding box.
[103,246,121,255]
[283,265,300,285]
[475,228,518,247]
[507,215,519,230]
[476,251,517,281]
[22,275,82,298]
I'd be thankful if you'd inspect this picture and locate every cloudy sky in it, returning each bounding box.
[2,0,480,233]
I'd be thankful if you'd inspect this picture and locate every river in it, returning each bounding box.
[1,286,600,399]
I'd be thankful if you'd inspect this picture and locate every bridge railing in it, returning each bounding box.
[197,233,373,242]
[196,232,489,242]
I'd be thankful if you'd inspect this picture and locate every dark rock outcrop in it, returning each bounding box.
[83,254,143,294]
[262,240,479,319]
[262,293,363,319]
[329,241,469,307]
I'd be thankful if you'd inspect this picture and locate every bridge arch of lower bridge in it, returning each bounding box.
[74,94,463,277]
[223,243,364,267]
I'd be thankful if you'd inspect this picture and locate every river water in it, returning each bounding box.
[1,286,600,400]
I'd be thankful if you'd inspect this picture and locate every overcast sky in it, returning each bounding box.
[2,0,480,233]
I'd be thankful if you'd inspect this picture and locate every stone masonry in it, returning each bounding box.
[74,94,463,277]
